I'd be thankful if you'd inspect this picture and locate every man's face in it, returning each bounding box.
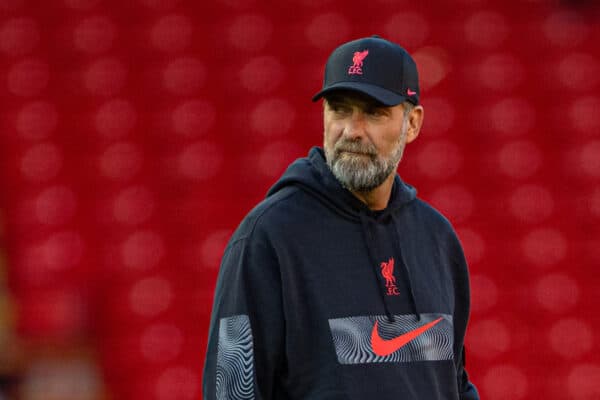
[323,91,411,192]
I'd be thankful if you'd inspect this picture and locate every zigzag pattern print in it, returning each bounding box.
[328,313,453,364]
[216,315,255,400]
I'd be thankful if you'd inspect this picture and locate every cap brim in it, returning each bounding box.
[311,82,408,106]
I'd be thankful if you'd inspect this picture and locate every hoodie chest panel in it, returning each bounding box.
[361,220,415,306]
[276,218,439,319]
[277,221,391,316]
[397,232,456,316]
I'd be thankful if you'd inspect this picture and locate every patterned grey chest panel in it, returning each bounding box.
[216,315,254,400]
[328,313,453,364]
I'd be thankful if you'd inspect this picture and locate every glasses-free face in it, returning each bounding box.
[323,91,421,193]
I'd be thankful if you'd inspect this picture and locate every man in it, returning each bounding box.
[203,35,479,400]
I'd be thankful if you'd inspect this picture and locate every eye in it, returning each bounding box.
[366,106,388,118]
[328,102,352,115]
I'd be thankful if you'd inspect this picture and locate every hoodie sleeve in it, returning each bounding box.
[457,347,479,400]
[202,223,285,400]
[450,234,480,400]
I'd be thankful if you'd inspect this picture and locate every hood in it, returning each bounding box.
[267,147,420,322]
[267,147,417,220]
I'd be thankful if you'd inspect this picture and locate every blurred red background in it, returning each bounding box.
[0,0,599,399]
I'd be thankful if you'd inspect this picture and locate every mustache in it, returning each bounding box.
[334,140,377,157]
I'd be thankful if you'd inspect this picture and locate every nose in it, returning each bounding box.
[342,111,367,140]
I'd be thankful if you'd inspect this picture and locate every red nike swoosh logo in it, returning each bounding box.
[407,89,417,96]
[371,317,443,356]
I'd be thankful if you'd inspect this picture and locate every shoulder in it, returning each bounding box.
[217,187,304,276]
[228,186,305,247]
[406,198,456,234]
[418,198,469,264]
[400,198,465,258]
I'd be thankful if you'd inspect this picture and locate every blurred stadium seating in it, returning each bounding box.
[0,0,599,399]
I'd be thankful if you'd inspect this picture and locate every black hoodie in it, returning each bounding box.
[203,147,479,400]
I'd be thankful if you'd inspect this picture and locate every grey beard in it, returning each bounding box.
[325,140,403,192]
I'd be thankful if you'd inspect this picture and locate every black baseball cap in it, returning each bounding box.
[312,35,420,106]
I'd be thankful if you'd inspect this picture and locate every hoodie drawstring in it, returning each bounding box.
[391,213,421,321]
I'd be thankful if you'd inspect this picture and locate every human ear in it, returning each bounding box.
[405,105,424,144]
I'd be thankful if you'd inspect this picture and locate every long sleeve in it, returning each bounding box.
[202,225,285,400]
[457,347,479,400]
[451,234,480,400]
